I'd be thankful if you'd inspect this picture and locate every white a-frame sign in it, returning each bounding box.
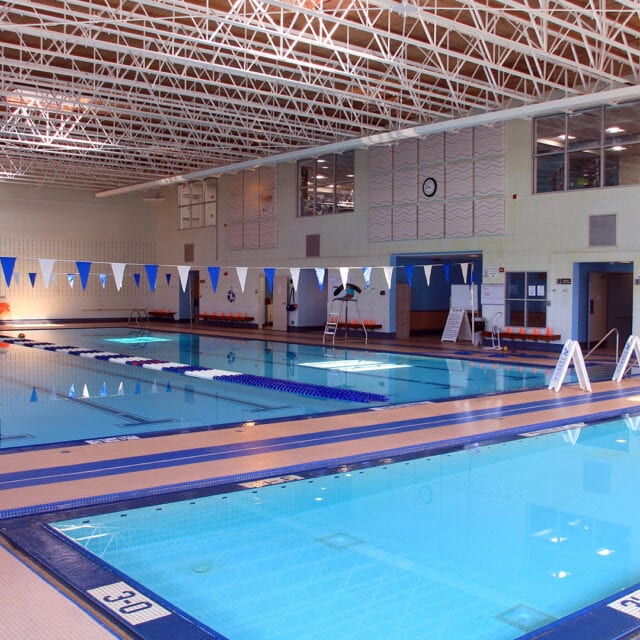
[613,335,640,382]
[548,339,592,392]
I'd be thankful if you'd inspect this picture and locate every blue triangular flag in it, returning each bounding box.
[264,267,275,294]
[30,387,38,403]
[145,264,158,292]
[134,381,141,395]
[76,261,92,290]
[100,382,108,397]
[443,264,450,284]
[405,265,413,288]
[133,273,141,287]
[28,272,37,287]
[0,256,16,287]
[68,384,76,399]
[207,266,220,292]
[165,273,172,285]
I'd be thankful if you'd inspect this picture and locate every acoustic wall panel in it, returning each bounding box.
[445,127,473,161]
[394,166,418,205]
[227,173,244,222]
[474,197,505,236]
[418,202,445,239]
[369,144,392,173]
[394,138,418,170]
[369,169,393,208]
[474,157,505,197]
[227,221,244,250]
[445,200,473,237]
[243,170,260,220]
[259,218,277,248]
[392,205,417,240]
[474,122,504,157]
[369,207,392,241]
[243,220,260,249]
[419,132,445,166]
[445,161,473,199]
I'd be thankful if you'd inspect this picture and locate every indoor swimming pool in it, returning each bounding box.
[7,414,640,640]
[0,327,562,450]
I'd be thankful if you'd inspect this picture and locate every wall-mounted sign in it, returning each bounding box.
[556,278,572,285]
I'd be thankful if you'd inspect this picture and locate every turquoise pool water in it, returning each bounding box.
[50,416,640,640]
[0,327,557,450]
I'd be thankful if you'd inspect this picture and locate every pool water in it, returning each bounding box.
[50,416,640,640]
[0,327,558,450]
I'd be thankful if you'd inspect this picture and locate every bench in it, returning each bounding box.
[198,314,254,324]
[481,330,561,343]
[148,310,175,320]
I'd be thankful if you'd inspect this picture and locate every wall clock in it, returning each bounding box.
[422,177,437,197]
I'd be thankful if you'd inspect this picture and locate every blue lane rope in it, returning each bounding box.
[1,335,388,404]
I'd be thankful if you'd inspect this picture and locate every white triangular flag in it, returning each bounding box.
[111,262,126,291]
[177,265,190,292]
[460,262,469,284]
[339,267,349,290]
[383,266,393,289]
[289,267,300,292]
[39,258,55,288]
[423,265,432,286]
[236,266,248,292]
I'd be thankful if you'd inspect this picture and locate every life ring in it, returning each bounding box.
[227,288,236,303]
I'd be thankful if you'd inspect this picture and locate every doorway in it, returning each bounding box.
[574,262,632,348]
[178,270,200,320]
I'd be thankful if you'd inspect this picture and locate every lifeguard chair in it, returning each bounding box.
[323,283,367,344]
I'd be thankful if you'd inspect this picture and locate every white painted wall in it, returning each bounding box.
[0,183,158,321]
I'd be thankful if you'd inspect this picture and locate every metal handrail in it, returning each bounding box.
[584,327,619,363]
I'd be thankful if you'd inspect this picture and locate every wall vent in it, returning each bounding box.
[184,243,195,262]
[306,234,320,257]
[589,214,616,246]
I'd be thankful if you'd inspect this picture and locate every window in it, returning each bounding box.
[505,272,547,328]
[178,179,217,229]
[533,102,640,193]
[298,151,354,216]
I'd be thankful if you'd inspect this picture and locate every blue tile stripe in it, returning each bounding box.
[0,334,388,404]
[2,383,639,510]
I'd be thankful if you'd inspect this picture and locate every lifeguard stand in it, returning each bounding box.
[323,283,368,344]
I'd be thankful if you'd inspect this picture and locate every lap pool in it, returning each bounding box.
[0,327,563,450]
[5,415,640,640]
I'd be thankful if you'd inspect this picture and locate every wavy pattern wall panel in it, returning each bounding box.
[392,205,417,240]
[445,161,473,199]
[227,173,244,222]
[369,145,392,173]
[419,132,445,166]
[474,197,505,235]
[369,169,393,208]
[445,201,473,237]
[394,166,418,205]
[474,157,505,196]
[259,167,277,218]
[394,138,418,170]
[474,122,504,157]
[259,218,277,248]
[227,221,244,250]
[243,171,260,219]
[243,220,260,249]
[418,202,445,238]
[445,128,473,161]
[369,207,392,241]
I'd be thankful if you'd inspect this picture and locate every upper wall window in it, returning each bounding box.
[298,151,354,216]
[533,102,640,193]
[178,179,217,229]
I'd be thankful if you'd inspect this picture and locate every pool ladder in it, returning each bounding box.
[129,308,149,328]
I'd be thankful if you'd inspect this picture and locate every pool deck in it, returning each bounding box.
[1,323,639,639]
